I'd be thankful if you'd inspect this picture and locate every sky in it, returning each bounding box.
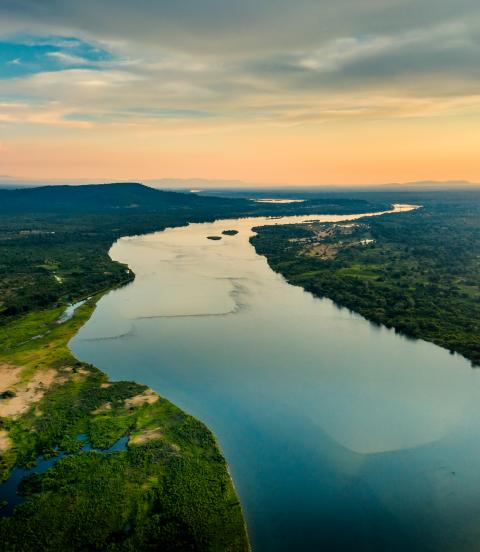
[0,1,479,186]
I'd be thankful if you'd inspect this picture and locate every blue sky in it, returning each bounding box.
[0,36,113,78]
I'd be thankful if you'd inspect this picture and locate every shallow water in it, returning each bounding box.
[71,205,480,551]
[57,299,86,323]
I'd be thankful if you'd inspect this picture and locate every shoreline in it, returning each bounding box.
[70,292,253,550]
[0,289,250,550]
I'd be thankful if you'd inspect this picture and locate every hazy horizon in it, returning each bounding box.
[1,177,479,192]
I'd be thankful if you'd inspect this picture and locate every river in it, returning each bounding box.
[70,204,480,551]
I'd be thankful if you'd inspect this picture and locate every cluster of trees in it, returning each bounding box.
[1,441,245,551]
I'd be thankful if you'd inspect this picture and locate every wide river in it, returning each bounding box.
[71,205,480,551]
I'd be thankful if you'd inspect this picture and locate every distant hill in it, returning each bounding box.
[0,182,248,213]
[0,181,395,216]
[377,180,480,191]
[146,177,250,191]
[148,179,480,192]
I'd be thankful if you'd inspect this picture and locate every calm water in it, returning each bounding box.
[71,206,480,551]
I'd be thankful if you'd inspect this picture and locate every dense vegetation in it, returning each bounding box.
[0,301,248,551]
[0,183,388,320]
[252,191,480,366]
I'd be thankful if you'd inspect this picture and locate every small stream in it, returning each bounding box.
[0,434,128,516]
[57,299,87,324]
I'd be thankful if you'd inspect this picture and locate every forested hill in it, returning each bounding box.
[0,182,249,213]
[0,182,391,215]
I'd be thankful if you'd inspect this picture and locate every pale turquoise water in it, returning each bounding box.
[71,207,480,551]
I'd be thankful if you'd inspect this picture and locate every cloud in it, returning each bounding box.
[0,1,480,132]
[45,51,88,65]
[0,98,93,128]
[0,1,479,53]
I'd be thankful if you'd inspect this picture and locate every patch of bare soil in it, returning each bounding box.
[307,243,338,259]
[0,368,57,419]
[130,427,163,445]
[0,429,11,452]
[93,402,112,414]
[124,389,159,409]
[0,364,22,393]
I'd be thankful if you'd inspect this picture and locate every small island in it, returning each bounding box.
[207,235,222,240]
[222,230,239,236]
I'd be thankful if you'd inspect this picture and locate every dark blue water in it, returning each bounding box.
[71,209,480,551]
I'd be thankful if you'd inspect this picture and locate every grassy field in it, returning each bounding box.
[0,298,249,551]
[251,192,480,366]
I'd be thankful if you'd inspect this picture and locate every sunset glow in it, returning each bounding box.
[1,1,479,185]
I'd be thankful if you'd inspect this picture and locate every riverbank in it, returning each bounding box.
[251,194,480,365]
[0,295,249,550]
